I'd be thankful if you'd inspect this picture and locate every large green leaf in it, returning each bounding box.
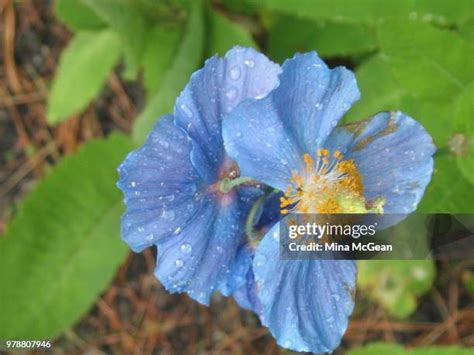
[208,9,257,56]
[132,0,205,144]
[377,19,474,100]
[418,154,474,213]
[0,134,133,339]
[345,55,404,123]
[47,29,121,123]
[460,17,474,43]
[358,259,435,319]
[269,15,377,61]
[142,23,184,96]
[55,0,106,30]
[452,83,474,184]
[349,343,474,355]
[346,55,474,213]
[248,0,474,25]
[83,0,149,78]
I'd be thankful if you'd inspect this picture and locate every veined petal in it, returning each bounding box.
[154,191,251,305]
[174,46,281,181]
[232,266,262,315]
[328,111,436,214]
[275,52,360,153]
[254,222,356,353]
[117,115,202,252]
[223,51,360,190]
[223,97,303,190]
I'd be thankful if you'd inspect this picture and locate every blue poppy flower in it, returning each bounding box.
[223,52,435,352]
[117,47,281,305]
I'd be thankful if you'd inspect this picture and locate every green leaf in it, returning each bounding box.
[418,154,474,213]
[349,343,474,355]
[460,17,474,43]
[346,54,474,213]
[142,23,184,96]
[358,259,435,319]
[0,134,133,339]
[208,9,257,56]
[132,0,205,145]
[452,83,474,184]
[345,55,404,123]
[55,0,106,30]
[248,0,474,25]
[47,29,121,123]
[377,19,474,100]
[221,0,259,15]
[269,15,377,61]
[83,0,149,76]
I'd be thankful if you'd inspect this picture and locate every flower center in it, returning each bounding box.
[280,149,383,214]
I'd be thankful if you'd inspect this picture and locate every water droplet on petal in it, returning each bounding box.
[159,140,169,148]
[255,254,267,267]
[175,259,184,268]
[180,243,192,253]
[225,87,237,100]
[229,66,241,80]
[174,227,182,235]
[244,59,255,68]
[180,104,193,118]
[161,210,175,220]
[130,181,137,187]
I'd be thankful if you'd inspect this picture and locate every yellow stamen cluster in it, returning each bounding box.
[280,149,367,214]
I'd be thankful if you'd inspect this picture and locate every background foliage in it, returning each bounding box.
[1,0,473,352]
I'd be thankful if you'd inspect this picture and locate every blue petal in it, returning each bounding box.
[254,222,356,353]
[154,192,252,305]
[174,46,281,182]
[232,265,262,315]
[223,51,360,190]
[275,52,360,153]
[223,97,304,190]
[328,111,436,214]
[117,115,202,252]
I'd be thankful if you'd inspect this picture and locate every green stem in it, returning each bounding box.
[219,176,256,193]
[245,195,266,241]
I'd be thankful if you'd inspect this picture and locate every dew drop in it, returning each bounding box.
[244,58,255,68]
[180,243,192,253]
[180,104,193,118]
[161,210,175,220]
[175,259,184,268]
[130,181,137,187]
[159,140,169,148]
[174,227,182,235]
[255,254,267,267]
[225,87,238,100]
[315,102,323,110]
[229,66,241,80]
